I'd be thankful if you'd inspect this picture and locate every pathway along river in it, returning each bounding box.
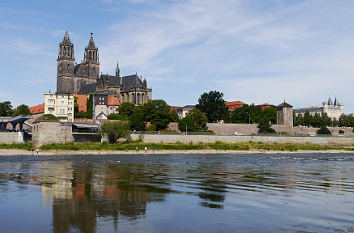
[1,153,354,233]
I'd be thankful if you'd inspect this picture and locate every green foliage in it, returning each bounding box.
[0,142,33,151]
[118,102,135,116]
[262,106,277,124]
[196,90,228,123]
[316,126,331,135]
[87,94,93,118]
[257,118,276,134]
[12,104,30,117]
[303,111,312,126]
[229,104,263,124]
[170,110,179,122]
[338,130,344,134]
[38,141,353,152]
[142,100,171,131]
[130,106,146,131]
[107,113,129,121]
[35,114,58,122]
[0,101,13,116]
[99,121,131,143]
[178,108,208,132]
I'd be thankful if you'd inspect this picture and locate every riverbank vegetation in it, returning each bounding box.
[0,143,33,151]
[37,141,354,152]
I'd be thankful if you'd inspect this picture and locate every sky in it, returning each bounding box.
[0,0,354,113]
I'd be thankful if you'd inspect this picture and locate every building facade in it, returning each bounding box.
[44,93,74,122]
[56,31,152,105]
[294,97,344,120]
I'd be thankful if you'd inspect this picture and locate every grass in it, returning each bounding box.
[0,142,34,151]
[36,141,354,152]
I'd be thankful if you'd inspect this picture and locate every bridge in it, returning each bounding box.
[0,115,31,132]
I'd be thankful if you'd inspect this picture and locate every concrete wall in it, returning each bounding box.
[0,132,24,144]
[32,121,73,147]
[131,134,354,146]
[169,122,353,135]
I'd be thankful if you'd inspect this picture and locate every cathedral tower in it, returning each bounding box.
[57,30,75,94]
[84,33,100,79]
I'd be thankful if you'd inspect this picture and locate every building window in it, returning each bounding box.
[50,94,53,98]
[48,108,54,113]
[60,109,65,114]
[68,113,72,117]
[49,99,54,105]
[68,102,72,105]
[61,94,65,98]
[68,107,72,111]
[61,101,64,106]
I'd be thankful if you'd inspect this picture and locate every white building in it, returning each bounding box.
[294,97,344,120]
[177,105,195,119]
[44,92,74,122]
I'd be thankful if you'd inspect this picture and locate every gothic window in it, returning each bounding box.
[137,94,140,105]
[92,67,96,76]
[142,94,144,104]
[67,64,70,74]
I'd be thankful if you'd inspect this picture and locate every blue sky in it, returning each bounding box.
[1,0,354,113]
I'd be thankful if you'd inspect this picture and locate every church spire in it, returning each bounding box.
[328,97,333,105]
[115,61,120,77]
[84,32,99,64]
[58,30,74,60]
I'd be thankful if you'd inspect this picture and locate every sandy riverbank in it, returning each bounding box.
[0,149,353,156]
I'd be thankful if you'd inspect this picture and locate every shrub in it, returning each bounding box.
[339,130,344,134]
[34,114,58,122]
[317,126,331,135]
[99,121,131,143]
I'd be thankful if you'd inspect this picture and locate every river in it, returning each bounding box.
[1,153,354,233]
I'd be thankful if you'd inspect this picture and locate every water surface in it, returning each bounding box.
[1,153,354,233]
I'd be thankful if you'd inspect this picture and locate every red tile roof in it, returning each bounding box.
[74,94,87,112]
[170,106,181,112]
[108,96,120,106]
[29,104,44,115]
[225,101,245,111]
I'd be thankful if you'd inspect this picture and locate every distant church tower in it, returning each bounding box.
[83,33,100,79]
[57,30,75,93]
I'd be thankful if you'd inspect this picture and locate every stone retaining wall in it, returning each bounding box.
[131,134,354,146]
[32,121,73,147]
[0,132,24,144]
[169,122,353,135]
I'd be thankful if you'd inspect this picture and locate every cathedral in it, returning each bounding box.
[56,30,152,105]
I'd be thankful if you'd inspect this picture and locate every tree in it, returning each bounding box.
[317,126,331,135]
[312,113,322,128]
[118,102,135,116]
[257,118,276,134]
[0,101,13,116]
[320,113,331,127]
[142,100,171,131]
[303,111,312,126]
[107,113,129,121]
[294,114,304,126]
[229,104,262,124]
[99,121,131,143]
[12,104,30,116]
[196,91,228,123]
[262,106,277,124]
[178,108,208,132]
[130,106,146,131]
[170,110,179,122]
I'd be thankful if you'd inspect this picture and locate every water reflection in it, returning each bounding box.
[0,153,354,233]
